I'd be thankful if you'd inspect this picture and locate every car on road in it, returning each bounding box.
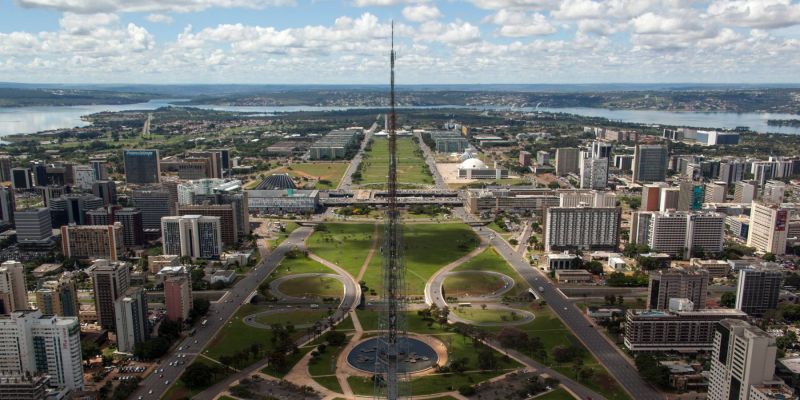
[165,380,170,385]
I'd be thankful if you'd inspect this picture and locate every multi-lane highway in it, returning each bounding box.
[473,228,664,400]
[338,119,378,190]
[131,227,314,400]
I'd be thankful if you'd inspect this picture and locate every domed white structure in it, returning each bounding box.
[459,158,487,170]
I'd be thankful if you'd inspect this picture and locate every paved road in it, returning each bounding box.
[338,118,379,190]
[474,228,664,400]
[413,131,447,189]
[131,227,315,400]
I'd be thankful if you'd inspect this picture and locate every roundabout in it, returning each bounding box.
[441,270,515,299]
[269,272,345,302]
[243,308,332,330]
[346,335,444,375]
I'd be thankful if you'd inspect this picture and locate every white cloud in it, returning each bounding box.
[417,21,481,44]
[59,12,119,34]
[467,0,558,10]
[707,0,800,29]
[146,14,174,24]
[484,10,556,36]
[552,0,603,20]
[13,0,294,14]
[402,4,440,22]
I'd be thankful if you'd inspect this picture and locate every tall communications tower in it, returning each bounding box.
[374,22,410,400]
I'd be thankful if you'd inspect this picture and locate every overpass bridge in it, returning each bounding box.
[320,189,462,206]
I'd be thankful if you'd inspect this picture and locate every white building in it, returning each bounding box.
[544,206,620,252]
[114,287,148,353]
[0,260,28,313]
[161,215,223,260]
[558,190,616,208]
[0,310,83,391]
[709,319,795,400]
[747,201,789,255]
[579,156,609,190]
[632,211,726,259]
[72,165,95,190]
[704,182,727,203]
[762,180,786,204]
[735,181,759,204]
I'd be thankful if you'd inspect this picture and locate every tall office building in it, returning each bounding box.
[536,150,550,166]
[590,141,612,159]
[13,208,53,245]
[736,266,783,317]
[209,148,231,171]
[704,181,727,203]
[677,180,704,211]
[558,190,616,208]
[659,187,680,211]
[641,183,665,211]
[192,192,250,238]
[579,156,609,189]
[632,144,668,183]
[0,155,12,182]
[734,180,759,204]
[0,310,83,391]
[554,148,579,176]
[114,287,148,353]
[719,160,746,185]
[115,208,145,247]
[61,223,125,261]
[91,259,130,330]
[177,203,238,245]
[35,185,69,208]
[11,167,33,190]
[49,193,104,226]
[709,319,795,400]
[762,180,786,204]
[161,215,222,260]
[519,151,531,167]
[123,149,160,184]
[164,274,192,322]
[132,189,172,231]
[90,157,108,181]
[647,268,709,310]
[34,274,79,317]
[85,207,113,225]
[747,201,789,255]
[186,150,223,178]
[92,180,117,206]
[0,261,28,314]
[73,165,95,190]
[0,186,15,226]
[544,206,620,252]
[752,161,775,187]
[632,211,726,259]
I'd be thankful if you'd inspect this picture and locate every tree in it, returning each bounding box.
[477,347,496,370]
[181,362,216,390]
[189,298,211,322]
[720,292,736,308]
[635,354,670,388]
[552,345,576,363]
[158,319,182,339]
[81,340,100,362]
[325,330,347,346]
[764,252,777,262]
[585,261,604,275]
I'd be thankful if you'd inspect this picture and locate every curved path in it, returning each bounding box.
[243,308,331,330]
[449,303,534,327]
[268,272,346,302]
[441,270,515,301]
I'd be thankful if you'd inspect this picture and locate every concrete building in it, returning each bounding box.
[519,151,531,167]
[720,160,746,185]
[11,167,33,190]
[13,208,53,245]
[748,202,789,255]
[763,180,786,204]
[92,180,117,206]
[0,186,15,227]
[147,254,180,274]
[736,266,783,317]
[735,181,759,204]
[536,150,550,166]
[677,180,704,211]
[590,141,613,159]
[164,274,192,322]
[161,215,222,260]
[464,188,560,215]
[115,207,144,247]
[614,154,634,171]
[0,375,51,399]
[544,206,620,252]
[0,155,12,182]
[34,275,79,317]
[726,214,751,239]
[177,203,238,245]
[704,181,727,203]
[545,252,580,271]
[185,150,224,179]
[113,287,148,353]
[631,211,725,259]
[309,129,361,160]
[555,148,579,176]
[0,261,28,314]
[457,158,509,179]
[660,187,680,212]
[753,161,776,188]
[49,193,104,227]
[246,189,319,214]
[91,259,130,330]
[633,144,668,183]
[647,268,709,310]
[642,183,666,212]
[558,190,617,208]
[61,223,124,261]
[579,156,609,189]
[690,259,731,279]
[709,319,794,400]
[73,165,94,190]
[123,149,160,184]
[131,189,173,232]
[624,307,747,352]
[192,192,250,239]
[0,310,84,391]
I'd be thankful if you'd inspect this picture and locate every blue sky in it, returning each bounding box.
[1,0,800,84]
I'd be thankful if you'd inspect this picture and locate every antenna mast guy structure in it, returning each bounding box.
[374,21,410,400]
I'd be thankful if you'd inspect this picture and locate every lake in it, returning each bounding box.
[1,100,800,138]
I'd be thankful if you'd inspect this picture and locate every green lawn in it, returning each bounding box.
[266,162,349,190]
[450,247,530,297]
[313,375,343,394]
[308,343,345,377]
[535,387,577,400]
[255,309,333,327]
[443,273,505,297]
[348,371,507,396]
[358,137,433,188]
[270,255,331,281]
[307,223,377,278]
[452,307,527,324]
[204,304,278,362]
[267,221,299,250]
[362,223,480,297]
[277,275,343,298]
[486,221,514,240]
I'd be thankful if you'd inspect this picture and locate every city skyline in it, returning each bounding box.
[1,0,800,84]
